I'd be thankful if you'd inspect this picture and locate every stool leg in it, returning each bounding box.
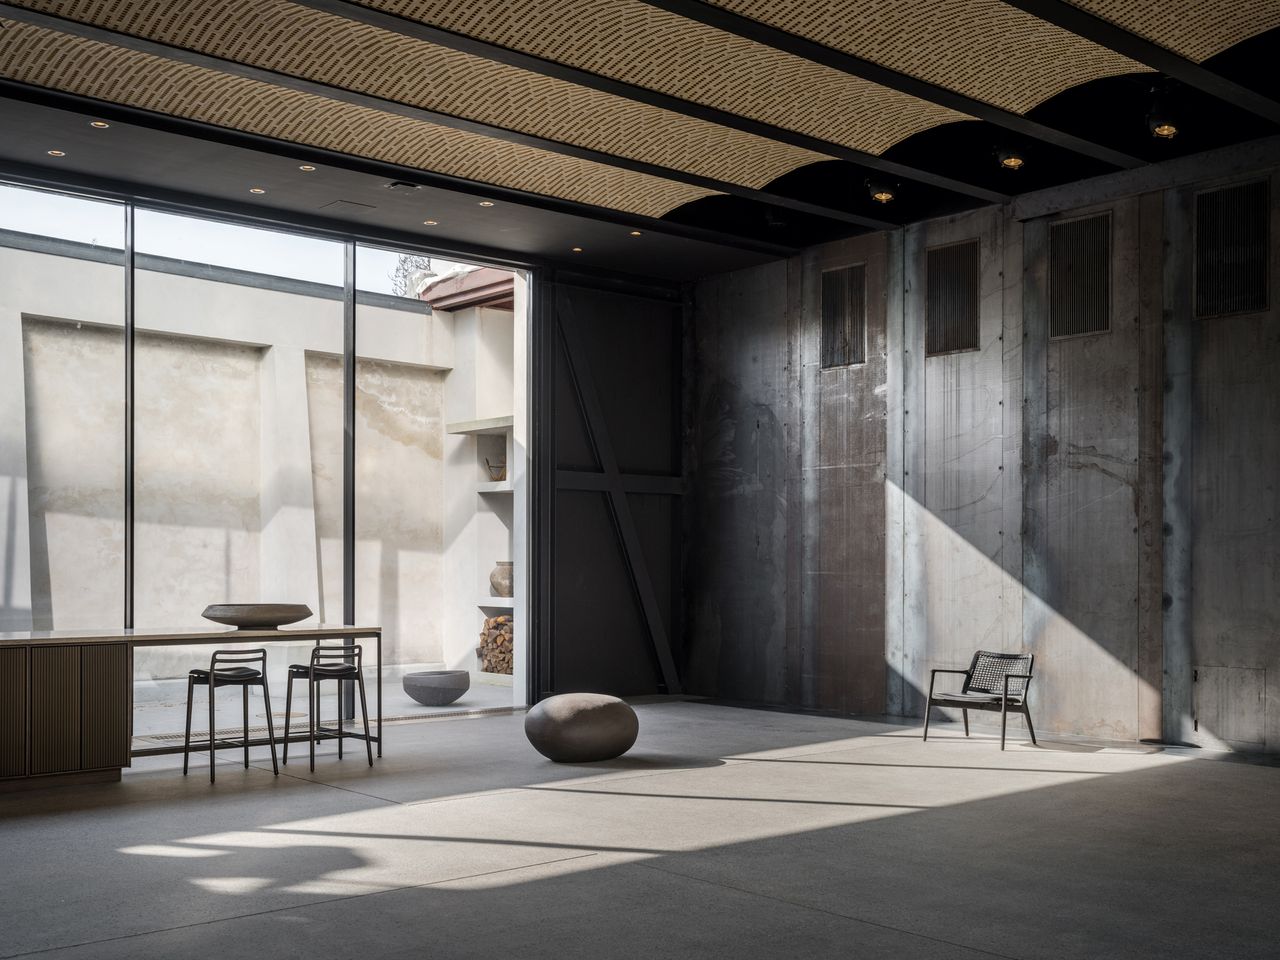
[282,675,292,765]
[261,677,279,776]
[337,678,344,760]
[242,686,250,769]
[1001,698,1009,751]
[308,677,316,773]
[208,681,217,784]
[1024,707,1038,746]
[182,676,195,776]
[357,670,373,767]
[963,709,970,737]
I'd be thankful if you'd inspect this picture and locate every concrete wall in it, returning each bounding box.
[687,150,1280,752]
[0,238,457,678]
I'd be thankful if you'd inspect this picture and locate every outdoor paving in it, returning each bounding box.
[1,702,1276,959]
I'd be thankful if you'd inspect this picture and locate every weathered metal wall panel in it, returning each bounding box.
[1028,199,1144,740]
[686,261,792,703]
[914,208,1011,707]
[1187,169,1280,750]
[808,235,888,714]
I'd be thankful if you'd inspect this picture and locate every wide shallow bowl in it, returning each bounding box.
[402,670,470,706]
[201,603,313,630]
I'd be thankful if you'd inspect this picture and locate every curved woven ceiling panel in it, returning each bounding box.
[0,18,713,218]
[7,0,823,191]
[368,0,968,155]
[709,0,1149,115]
[1066,0,1280,63]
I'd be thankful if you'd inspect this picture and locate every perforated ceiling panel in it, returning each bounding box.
[1066,0,1280,63]
[708,0,1148,115]
[6,0,824,191]
[367,0,968,155]
[0,18,714,218]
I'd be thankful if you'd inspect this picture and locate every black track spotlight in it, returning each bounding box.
[866,179,896,204]
[1147,87,1179,140]
[995,147,1025,171]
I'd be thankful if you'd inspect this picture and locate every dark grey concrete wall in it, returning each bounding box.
[686,147,1280,751]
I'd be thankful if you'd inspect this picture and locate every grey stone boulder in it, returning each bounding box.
[524,693,638,762]
[402,670,470,706]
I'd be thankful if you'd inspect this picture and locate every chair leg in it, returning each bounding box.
[1023,707,1038,746]
[242,686,250,769]
[922,702,932,742]
[356,671,373,767]
[261,677,280,776]
[282,675,293,765]
[962,709,970,737]
[182,676,195,776]
[337,678,344,761]
[308,678,316,774]
[208,681,217,783]
[1000,698,1009,751]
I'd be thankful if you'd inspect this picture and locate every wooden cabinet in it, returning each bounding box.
[1,642,132,783]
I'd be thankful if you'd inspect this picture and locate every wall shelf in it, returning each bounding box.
[477,481,513,494]
[446,415,513,436]
[478,597,514,609]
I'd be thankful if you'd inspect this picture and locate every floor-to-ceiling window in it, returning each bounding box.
[0,178,528,734]
[131,210,346,701]
[0,183,125,632]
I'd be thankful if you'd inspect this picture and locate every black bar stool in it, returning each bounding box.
[183,648,280,783]
[283,645,374,772]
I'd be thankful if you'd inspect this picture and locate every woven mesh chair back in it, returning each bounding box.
[964,651,1033,697]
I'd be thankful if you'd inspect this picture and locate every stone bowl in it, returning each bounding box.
[524,693,638,763]
[402,670,470,706]
[201,603,313,630]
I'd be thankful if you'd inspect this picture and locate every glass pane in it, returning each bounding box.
[0,182,126,631]
[355,247,519,707]
[132,211,344,712]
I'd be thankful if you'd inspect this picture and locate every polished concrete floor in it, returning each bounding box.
[1,703,1276,959]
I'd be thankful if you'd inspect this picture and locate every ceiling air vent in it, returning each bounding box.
[1196,180,1269,318]
[926,240,980,356]
[1050,212,1111,339]
[383,181,421,192]
[820,263,867,368]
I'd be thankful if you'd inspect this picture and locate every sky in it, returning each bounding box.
[0,182,471,295]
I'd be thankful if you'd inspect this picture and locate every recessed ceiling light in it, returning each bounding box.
[478,200,495,207]
[866,179,895,204]
[298,164,316,172]
[46,150,66,157]
[423,219,439,226]
[571,246,583,253]
[996,149,1025,171]
[629,230,643,237]
[249,187,266,194]
[89,121,110,129]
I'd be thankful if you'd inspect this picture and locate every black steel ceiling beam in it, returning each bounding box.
[291,0,1009,203]
[0,79,798,259]
[639,0,1145,170]
[0,3,892,231]
[1000,0,1280,126]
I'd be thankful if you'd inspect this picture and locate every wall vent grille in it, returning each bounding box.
[1050,213,1111,338]
[1196,180,1269,318]
[820,263,867,368]
[926,240,980,355]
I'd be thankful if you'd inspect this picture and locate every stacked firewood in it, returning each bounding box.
[478,615,513,674]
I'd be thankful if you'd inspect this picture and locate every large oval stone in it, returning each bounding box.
[524,693,638,762]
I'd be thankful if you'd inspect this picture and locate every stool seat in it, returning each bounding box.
[189,666,263,685]
[287,662,359,679]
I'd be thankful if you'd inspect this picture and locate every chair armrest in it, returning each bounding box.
[927,668,970,701]
[1002,673,1034,698]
